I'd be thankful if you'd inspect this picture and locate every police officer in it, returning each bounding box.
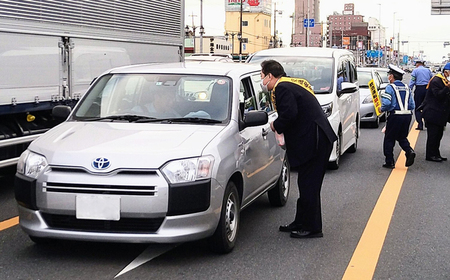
[380,64,416,168]
[409,60,433,130]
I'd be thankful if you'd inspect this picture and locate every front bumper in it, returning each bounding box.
[15,168,221,243]
[17,205,218,243]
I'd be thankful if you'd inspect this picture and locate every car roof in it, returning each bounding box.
[106,62,261,76]
[185,56,234,62]
[249,47,354,59]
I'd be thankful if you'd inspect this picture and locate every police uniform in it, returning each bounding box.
[380,64,416,168]
[409,60,433,130]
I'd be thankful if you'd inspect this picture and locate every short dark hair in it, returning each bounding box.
[261,59,286,78]
[392,72,403,81]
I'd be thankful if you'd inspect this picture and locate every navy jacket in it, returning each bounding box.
[422,75,450,126]
[272,81,337,167]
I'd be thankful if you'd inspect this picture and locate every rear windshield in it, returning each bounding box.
[248,56,334,94]
[73,74,232,122]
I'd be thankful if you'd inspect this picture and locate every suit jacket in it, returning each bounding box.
[272,81,337,167]
[422,75,450,126]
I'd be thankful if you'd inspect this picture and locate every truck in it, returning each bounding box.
[0,0,185,168]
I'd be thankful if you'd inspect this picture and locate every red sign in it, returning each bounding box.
[247,0,260,6]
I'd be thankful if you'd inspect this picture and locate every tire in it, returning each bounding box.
[268,157,290,207]
[347,119,359,153]
[209,181,240,254]
[371,116,380,128]
[328,131,341,170]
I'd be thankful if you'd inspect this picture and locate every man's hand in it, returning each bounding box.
[270,121,275,132]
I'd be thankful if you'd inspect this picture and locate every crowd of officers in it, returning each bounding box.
[380,60,450,168]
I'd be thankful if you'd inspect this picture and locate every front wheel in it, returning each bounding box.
[328,131,341,170]
[209,181,240,254]
[347,119,359,153]
[268,157,290,206]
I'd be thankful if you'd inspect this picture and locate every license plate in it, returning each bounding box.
[76,194,120,221]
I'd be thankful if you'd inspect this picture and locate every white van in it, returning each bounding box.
[247,47,360,169]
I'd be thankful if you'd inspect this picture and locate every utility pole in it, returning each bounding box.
[199,0,204,53]
[239,0,243,59]
[307,0,310,47]
[273,2,277,48]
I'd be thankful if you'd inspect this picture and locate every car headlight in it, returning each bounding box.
[161,156,214,184]
[362,95,373,104]
[17,150,48,179]
[321,102,333,117]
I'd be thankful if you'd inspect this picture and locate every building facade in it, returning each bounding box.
[224,0,272,57]
[292,0,322,47]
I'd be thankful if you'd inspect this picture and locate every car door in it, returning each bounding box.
[338,55,359,150]
[239,74,282,205]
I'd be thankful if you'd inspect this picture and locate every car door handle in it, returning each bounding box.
[262,128,269,137]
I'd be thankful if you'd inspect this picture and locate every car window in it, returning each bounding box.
[249,73,275,113]
[74,74,232,121]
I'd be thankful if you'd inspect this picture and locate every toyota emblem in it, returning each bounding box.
[92,157,110,170]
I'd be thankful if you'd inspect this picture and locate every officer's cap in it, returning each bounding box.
[443,62,450,71]
[387,64,405,76]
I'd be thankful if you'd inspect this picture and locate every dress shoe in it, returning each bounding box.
[439,156,447,161]
[279,222,302,232]
[290,230,323,238]
[405,150,416,167]
[382,162,395,169]
[415,126,423,130]
[426,156,443,162]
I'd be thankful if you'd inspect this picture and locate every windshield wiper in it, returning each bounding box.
[81,115,157,122]
[314,90,331,94]
[136,117,222,124]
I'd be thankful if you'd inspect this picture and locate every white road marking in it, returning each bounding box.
[115,243,179,278]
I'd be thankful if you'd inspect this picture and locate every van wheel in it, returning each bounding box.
[209,181,240,254]
[268,157,290,207]
[347,120,359,153]
[328,131,341,170]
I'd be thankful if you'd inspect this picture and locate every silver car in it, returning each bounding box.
[357,67,387,128]
[15,62,290,253]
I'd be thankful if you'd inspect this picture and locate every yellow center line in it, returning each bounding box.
[342,122,420,280]
[0,216,19,231]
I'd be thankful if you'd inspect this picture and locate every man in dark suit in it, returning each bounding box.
[421,62,450,162]
[261,60,337,238]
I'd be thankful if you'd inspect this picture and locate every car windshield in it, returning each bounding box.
[357,71,373,87]
[248,56,334,94]
[73,74,232,122]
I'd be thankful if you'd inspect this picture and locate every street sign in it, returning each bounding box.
[303,18,315,28]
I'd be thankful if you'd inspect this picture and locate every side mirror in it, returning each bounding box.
[243,111,268,128]
[52,105,71,120]
[340,82,358,94]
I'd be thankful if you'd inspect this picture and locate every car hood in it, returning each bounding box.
[30,122,224,171]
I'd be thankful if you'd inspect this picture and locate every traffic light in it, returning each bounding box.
[210,38,214,54]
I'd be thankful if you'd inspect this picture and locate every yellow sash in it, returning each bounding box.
[427,73,449,89]
[271,77,314,110]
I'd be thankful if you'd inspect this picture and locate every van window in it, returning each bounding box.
[250,56,334,94]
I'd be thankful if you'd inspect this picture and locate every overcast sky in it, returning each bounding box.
[185,0,450,62]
